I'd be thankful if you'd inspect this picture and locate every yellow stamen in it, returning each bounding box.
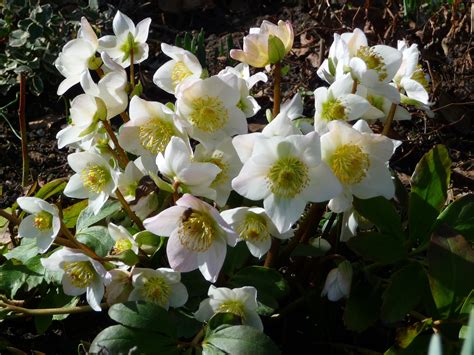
[237,212,269,242]
[81,164,110,193]
[113,239,133,254]
[63,261,96,288]
[178,210,217,252]
[321,98,347,122]
[142,276,171,306]
[217,300,246,319]
[329,144,370,185]
[138,118,176,154]
[189,96,228,133]
[267,156,309,199]
[171,61,193,88]
[356,46,387,81]
[34,211,53,230]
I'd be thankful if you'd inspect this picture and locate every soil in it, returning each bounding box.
[0,0,472,353]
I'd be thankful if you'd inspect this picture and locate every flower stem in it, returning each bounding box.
[263,238,281,268]
[191,327,205,348]
[351,79,358,94]
[115,188,145,230]
[18,73,30,187]
[0,209,20,225]
[59,221,104,261]
[382,103,397,136]
[102,119,129,169]
[0,299,108,316]
[272,62,282,117]
[130,47,135,91]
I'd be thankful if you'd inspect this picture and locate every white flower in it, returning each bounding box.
[41,248,111,311]
[108,222,139,255]
[175,76,247,146]
[193,138,242,207]
[358,85,411,123]
[394,40,430,105]
[157,136,221,200]
[321,260,352,302]
[64,151,119,215]
[218,63,268,90]
[232,94,302,164]
[232,131,342,233]
[221,207,292,258]
[128,268,188,309]
[16,197,60,253]
[98,10,151,67]
[340,207,373,242]
[55,17,99,95]
[105,269,132,305]
[320,120,398,213]
[117,161,144,202]
[195,285,263,330]
[118,96,185,157]
[143,194,238,282]
[314,74,383,134]
[153,43,203,94]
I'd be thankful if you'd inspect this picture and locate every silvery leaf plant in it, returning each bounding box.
[1,10,473,355]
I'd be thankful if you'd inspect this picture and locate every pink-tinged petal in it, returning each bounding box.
[166,231,199,272]
[144,206,186,236]
[198,237,227,282]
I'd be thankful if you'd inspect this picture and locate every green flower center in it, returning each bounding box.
[367,95,385,112]
[178,210,217,252]
[266,156,309,199]
[410,66,429,92]
[204,153,228,188]
[138,117,176,154]
[217,300,246,319]
[63,261,96,288]
[34,211,53,230]
[171,61,193,88]
[81,164,111,193]
[120,32,139,63]
[237,212,270,242]
[356,46,387,81]
[113,239,133,254]
[142,276,171,306]
[321,98,347,122]
[329,144,370,185]
[189,96,228,133]
[237,100,247,112]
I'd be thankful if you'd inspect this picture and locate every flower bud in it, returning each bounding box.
[268,35,286,64]
[321,260,352,302]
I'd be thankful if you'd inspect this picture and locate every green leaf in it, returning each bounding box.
[428,227,474,318]
[0,260,27,297]
[409,145,451,244]
[347,232,407,264]
[394,320,433,350]
[5,237,38,263]
[34,179,66,200]
[34,287,77,334]
[62,200,88,228]
[385,333,432,355]
[29,75,43,96]
[9,29,29,47]
[76,226,113,257]
[135,230,163,247]
[290,243,329,257]
[353,196,405,240]
[344,278,382,332]
[222,243,250,276]
[461,310,474,355]
[90,325,179,355]
[204,325,280,355]
[381,262,429,322]
[437,194,474,242]
[108,301,177,337]
[228,266,289,309]
[76,200,121,231]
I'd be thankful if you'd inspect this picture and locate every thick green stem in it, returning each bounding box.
[272,62,282,117]
[18,73,29,187]
[382,103,397,136]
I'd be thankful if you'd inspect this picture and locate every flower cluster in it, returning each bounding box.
[14,11,431,329]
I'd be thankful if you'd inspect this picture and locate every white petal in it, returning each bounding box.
[169,282,188,308]
[166,231,199,272]
[198,237,227,283]
[264,195,307,233]
[144,206,185,236]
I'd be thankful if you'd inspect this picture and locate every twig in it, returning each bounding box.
[18,73,29,187]
[351,79,358,94]
[115,189,145,230]
[0,300,108,316]
[0,209,20,225]
[263,239,281,268]
[102,119,129,169]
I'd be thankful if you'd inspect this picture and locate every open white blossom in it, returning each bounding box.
[17,197,60,253]
[108,222,139,255]
[232,132,342,232]
[128,268,188,309]
[64,151,119,215]
[144,194,237,282]
[153,43,203,94]
[98,10,151,67]
[41,248,111,311]
[195,285,263,330]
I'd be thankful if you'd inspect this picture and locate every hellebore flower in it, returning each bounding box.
[175,76,247,146]
[195,285,263,330]
[119,96,185,157]
[98,10,151,67]
[220,207,292,258]
[153,43,203,94]
[230,20,294,68]
[108,222,139,255]
[143,194,237,282]
[321,260,352,302]
[64,151,119,215]
[41,248,111,311]
[17,197,61,253]
[232,132,342,233]
[218,63,268,90]
[128,268,188,309]
[320,120,398,213]
[55,17,99,95]
[105,269,133,305]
